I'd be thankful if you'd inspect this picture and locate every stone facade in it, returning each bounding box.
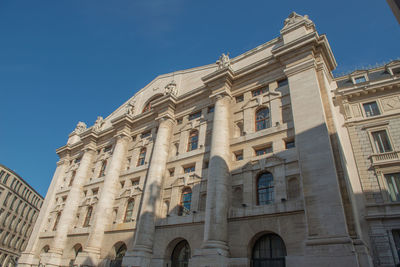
[17,12,400,267]
[0,164,43,266]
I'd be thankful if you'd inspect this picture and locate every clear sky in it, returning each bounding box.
[0,0,399,197]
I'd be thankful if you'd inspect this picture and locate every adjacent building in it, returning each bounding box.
[18,12,400,267]
[334,62,400,266]
[0,164,43,267]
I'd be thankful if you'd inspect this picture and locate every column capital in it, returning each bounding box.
[56,159,69,167]
[156,114,175,124]
[83,144,97,153]
[115,131,131,142]
[210,90,232,102]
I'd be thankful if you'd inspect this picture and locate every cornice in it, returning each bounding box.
[335,78,400,99]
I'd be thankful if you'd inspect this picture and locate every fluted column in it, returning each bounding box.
[200,93,231,263]
[18,159,68,267]
[123,117,173,267]
[76,134,130,264]
[45,145,96,266]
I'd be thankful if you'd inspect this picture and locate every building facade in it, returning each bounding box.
[334,62,400,266]
[0,164,43,267]
[17,12,400,267]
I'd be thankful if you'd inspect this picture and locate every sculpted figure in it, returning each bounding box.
[74,121,87,134]
[93,116,105,132]
[164,80,177,96]
[126,101,136,115]
[216,53,230,69]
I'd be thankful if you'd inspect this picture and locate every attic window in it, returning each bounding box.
[354,76,366,84]
[189,111,202,121]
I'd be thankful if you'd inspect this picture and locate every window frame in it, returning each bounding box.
[83,206,93,227]
[183,165,195,174]
[256,172,274,205]
[255,107,270,132]
[137,147,147,166]
[254,145,273,156]
[187,130,199,151]
[179,187,192,216]
[362,101,381,117]
[124,198,135,222]
[368,128,394,154]
[252,86,269,97]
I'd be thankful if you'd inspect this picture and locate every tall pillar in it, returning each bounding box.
[123,117,174,267]
[44,145,96,267]
[75,134,130,266]
[18,159,69,267]
[193,93,231,266]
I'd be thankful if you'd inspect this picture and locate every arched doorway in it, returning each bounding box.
[171,240,191,267]
[110,242,126,267]
[69,244,82,267]
[251,233,286,267]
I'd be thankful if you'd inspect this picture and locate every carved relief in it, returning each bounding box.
[126,101,136,115]
[93,116,105,132]
[216,53,230,69]
[164,80,178,96]
[381,96,400,111]
[283,12,312,29]
[74,121,87,134]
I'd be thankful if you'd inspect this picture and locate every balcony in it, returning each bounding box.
[370,151,400,166]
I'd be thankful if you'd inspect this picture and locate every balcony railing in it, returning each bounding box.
[371,151,400,166]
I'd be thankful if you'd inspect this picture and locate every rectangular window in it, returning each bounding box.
[363,101,380,117]
[184,165,195,173]
[355,76,366,83]
[234,150,243,161]
[255,146,273,156]
[385,173,400,202]
[131,179,140,186]
[0,170,4,180]
[278,78,288,87]
[372,130,392,153]
[208,106,214,113]
[141,131,151,139]
[235,95,244,103]
[189,111,202,121]
[252,87,269,97]
[285,140,295,149]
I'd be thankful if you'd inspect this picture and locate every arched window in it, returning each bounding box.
[142,102,152,113]
[137,148,146,166]
[252,234,286,267]
[171,240,191,267]
[110,242,127,267]
[179,187,192,216]
[69,171,76,187]
[257,172,274,205]
[41,245,50,253]
[142,94,163,113]
[53,212,61,231]
[124,199,135,222]
[255,108,270,131]
[83,206,93,227]
[187,130,199,151]
[99,160,107,177]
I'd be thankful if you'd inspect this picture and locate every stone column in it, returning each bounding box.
[195,93,231,266]
[123,117,174,267]
[45,145,96,267]
[75,134,130,265]
[18,159,68,267]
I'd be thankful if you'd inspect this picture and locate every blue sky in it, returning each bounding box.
[0,0,399,197]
